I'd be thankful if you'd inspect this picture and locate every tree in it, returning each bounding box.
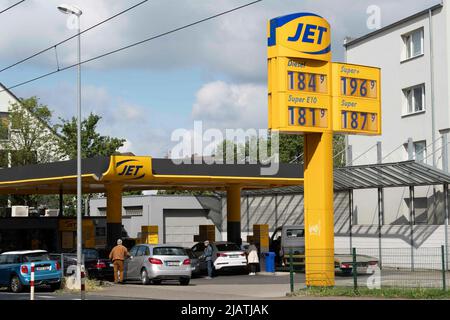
[0,97,62,166]
[55,113,138,215]
[0,97,63,207]
[55,112,125,159]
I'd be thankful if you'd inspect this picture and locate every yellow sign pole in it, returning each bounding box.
[304,132,334,286]
[267,12,381,287]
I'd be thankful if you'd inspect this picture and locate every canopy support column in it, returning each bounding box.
[59,187,63,217]
[409,185,415,271]
[377,187,384,269]
[444,183,449,270]
[226,185,242,244]
[106,183,123,249]
[348,189,353,254]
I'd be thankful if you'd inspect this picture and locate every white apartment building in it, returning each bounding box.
[345,1,450,252]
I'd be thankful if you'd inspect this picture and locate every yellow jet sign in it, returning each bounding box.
[332,63,381,135]
[268,13,332,133]
[102,156,153,182]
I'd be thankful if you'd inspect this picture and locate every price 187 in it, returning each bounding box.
[341,111,378,132]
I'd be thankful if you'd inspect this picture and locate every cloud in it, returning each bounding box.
[191,81,266,130]
[19,82,174,157]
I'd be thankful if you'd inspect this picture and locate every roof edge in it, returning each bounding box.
[344,2,443,49]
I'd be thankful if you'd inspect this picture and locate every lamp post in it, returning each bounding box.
[57,4,83,297]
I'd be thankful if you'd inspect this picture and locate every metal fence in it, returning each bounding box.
[288,246,449,291]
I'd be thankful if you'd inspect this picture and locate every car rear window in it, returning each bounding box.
[286,229,304,238]
[23,253,50,262]
[216,243,241,251]
[153,247,186,256]
[83,249,99,260]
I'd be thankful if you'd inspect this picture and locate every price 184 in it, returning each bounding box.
[288,71,328,94]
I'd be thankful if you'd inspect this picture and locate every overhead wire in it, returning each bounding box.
[0,0,149,73]
[0,0,263,93]
[0,0,25,15]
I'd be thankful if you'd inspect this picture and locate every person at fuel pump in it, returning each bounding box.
[246,242,259,275]
[109,239,130,284]
[200,240,214,279]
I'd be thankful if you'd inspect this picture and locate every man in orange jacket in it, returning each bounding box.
[109,239,130,284]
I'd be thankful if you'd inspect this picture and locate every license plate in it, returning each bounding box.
[37,266,50,271]
[229,255,239,258]
[109,263,114,267]
[166,261,179,266]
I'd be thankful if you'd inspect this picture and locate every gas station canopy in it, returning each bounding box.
[0,155,304,195]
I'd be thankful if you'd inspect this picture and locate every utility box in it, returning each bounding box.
[193,224,215,242]
[11,206,29,217]
[141,225,158,244]
[252,224,269,252]
[44,209,59,217]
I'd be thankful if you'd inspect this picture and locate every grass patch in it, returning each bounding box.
[289,286,450,299]
[56,277,106,294]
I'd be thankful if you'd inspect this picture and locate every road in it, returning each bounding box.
[1,270,448,300]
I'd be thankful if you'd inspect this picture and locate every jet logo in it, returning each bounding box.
[116,159,145,180]
[287,23,328,45]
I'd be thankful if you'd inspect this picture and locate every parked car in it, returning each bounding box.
[185,248,201,277]
[49,248,114,280]
[0,250,62,293]
[191,241,248,275]
[334,254,379,275]
[124,244,191,285]
[270,225,379,274]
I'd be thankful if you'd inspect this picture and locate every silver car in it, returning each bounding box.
[124,244,192,285]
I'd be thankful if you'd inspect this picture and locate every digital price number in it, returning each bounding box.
[288,106,328,128]
[288,71,328,94]
[341,77,377,98]
[341,111,378,132]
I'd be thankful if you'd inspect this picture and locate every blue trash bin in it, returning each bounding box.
[264,252,276,272]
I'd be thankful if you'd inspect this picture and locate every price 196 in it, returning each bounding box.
[288,107,328,128]
[341,111,378,132]
[341,77,377,99]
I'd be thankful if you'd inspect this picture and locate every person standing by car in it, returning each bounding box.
[247,242,259,275]
[109,239,130,284]
[201,240,214,279]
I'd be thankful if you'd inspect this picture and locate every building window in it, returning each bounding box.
[402,28,423,60]
[403,84,425,115]
[124,206,143,217]
[414,141,426,163]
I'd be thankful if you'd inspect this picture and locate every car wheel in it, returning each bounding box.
[9,275,23,293]
[141,269,150,285]
[51,282,62,291]
[179,278,190,286]
[151,279,162,285]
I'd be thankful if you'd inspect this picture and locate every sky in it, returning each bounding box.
[0,0,440,157]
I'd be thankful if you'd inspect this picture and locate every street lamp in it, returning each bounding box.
[57,3,83,297]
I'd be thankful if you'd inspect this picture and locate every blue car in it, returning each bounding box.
[0,250,62,293]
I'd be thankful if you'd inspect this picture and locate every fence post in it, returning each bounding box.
[442,245,446,291]
[30,262,35,301]
[352,248,358,292]
[289,248,294,293]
